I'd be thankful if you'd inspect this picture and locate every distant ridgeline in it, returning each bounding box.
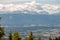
[0,14,60,26]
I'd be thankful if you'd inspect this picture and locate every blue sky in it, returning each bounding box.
[0,0,60,5]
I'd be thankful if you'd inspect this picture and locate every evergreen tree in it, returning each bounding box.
[55,37,58,40]
[18,37,21,40]
[57,36,60,40]
[28,31,34,40]
[37,35,41,40]
[24,36,29,40]
[8,32,12,40]
[0,27,5,40]
[49,37,52,40]
[12,31,21,40]
[24,37,27,40]
[0,17,5,40]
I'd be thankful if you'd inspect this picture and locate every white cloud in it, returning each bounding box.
[0,0,60,2]
[0,1,60,14]
[42,4,60,14]
[0,0,32,2]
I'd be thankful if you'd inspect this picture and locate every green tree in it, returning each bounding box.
[28,31,34,40]
[0,27,5,40]
[0,17,4,40]
[37,35,41,40]
[18,37,21,40]
[12,31,21,40]
[49,37,52,40]
[8,32,12,40]
[57,36,60,40]
[55,37,58,40]
[24,37,27,40]
[24,36,29,40]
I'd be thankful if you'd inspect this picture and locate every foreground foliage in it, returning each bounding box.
[0,27,60,40]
